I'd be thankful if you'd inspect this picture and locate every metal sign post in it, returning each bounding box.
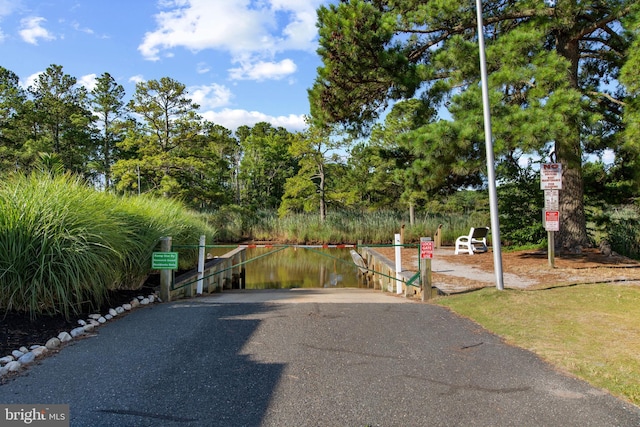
[541,164,562,268]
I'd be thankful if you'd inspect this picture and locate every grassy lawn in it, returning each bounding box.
[434,284,640,406]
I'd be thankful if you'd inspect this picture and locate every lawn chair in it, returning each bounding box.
[454,227,489,255]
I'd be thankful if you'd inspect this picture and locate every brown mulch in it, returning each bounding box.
[0,287,156,358]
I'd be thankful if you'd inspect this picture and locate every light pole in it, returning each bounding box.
[475,0,504,290]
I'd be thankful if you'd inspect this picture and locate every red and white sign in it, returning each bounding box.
[541,163,562,190]
[545,210,559,231]
[420,240,434,259]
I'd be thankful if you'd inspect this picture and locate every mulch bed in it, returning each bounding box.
[0,287,157,357]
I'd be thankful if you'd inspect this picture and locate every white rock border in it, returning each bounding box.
[0,292,161,378]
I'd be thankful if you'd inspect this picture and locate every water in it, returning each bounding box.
[209,246,363,290]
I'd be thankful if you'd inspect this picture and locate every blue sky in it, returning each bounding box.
[0,0,331,132]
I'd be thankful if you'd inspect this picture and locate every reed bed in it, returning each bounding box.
[0,173,215,318]
[220,209,488,245]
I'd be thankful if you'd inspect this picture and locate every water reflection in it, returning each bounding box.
[209,246,362,290]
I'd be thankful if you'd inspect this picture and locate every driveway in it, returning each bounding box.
[0,288,638,426]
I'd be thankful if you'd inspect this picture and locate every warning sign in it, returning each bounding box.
[420,239,434,259]
[541,163,562,190]
[545,211,559,232]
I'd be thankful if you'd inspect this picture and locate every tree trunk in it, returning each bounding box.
[409,203,415,226]
[554,32,590,251]
[319,168,326,223]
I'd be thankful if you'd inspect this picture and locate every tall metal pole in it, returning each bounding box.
[475,0,504,290]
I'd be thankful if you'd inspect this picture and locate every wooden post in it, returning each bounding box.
[548,231,555,268]
[196,235,205,295]
[434,224,443,249]
[159,237,172,302]
[395,234,403,294]
[420,237,433,302]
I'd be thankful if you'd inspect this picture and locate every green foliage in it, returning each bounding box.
[216,209,480,246]
[590,204,640,259]
[0,173,215,318]
[237,122,297,210]
[497,168,546,246]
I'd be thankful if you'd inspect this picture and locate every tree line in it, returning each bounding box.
[309,0,640,251]
[1,0,639,250]
[0,65,348,215]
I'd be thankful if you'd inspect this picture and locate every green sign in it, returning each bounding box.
[152,252,179,270]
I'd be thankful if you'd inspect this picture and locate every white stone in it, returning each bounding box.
[70,327,85,338]
[19,346,28,354]
[148,295,155,303]
[5,361,21,372]
[88,313,101,320]
[29,345,41,350]
[0,366,8,376]
[83,324,95,332]
[105,314,113,320]
[11,350,24,359]
[98,317,107,324]
[31,347,48,357]
[130,299,140,308]
[0,356,14,364]
[45,338,61,349]
[58,332,72,342]
[77,319,87,326]
[140,298,150,305]
[122,303,132,311]
[88,319,100,326]
[108,308,118,317]
[115,306,125,314]
[18,352,35,365]
[137,295,145,300]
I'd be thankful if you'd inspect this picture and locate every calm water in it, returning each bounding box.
[209,246,363,289]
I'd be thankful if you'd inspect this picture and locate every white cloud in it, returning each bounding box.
[196,62,210,74]
[78,73,97,91]
[129,75,145,85]
[22,71,41,89]
[188,83,232,109]
[138,0,321,81]
[202,108,305,132]
[0,0,20,17]
[19,16,55,45]
[229,58,297,81]
[71,21,94,35]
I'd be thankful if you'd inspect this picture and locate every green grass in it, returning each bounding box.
[213,209,489,245]
[435,284,640,406]
[0,172,215,318]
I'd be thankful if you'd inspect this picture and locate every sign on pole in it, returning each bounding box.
[544,189,559,211]
[420,239,434,259]
[541,163,562,190]
[152,252,179,270]
[544,211,560,232]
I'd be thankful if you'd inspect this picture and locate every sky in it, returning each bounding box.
[0,0,333,133]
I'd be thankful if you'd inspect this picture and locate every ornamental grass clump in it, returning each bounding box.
[0,174,126,318]
[0,173,216,318]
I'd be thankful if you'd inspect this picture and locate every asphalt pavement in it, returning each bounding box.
[1,288,639,426]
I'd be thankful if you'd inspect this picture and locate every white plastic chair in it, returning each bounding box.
[454,227,489,255]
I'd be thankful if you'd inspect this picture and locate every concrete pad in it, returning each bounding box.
[178,288,413,304]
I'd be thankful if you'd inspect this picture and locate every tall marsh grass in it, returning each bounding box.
[0,173,215,318]
[213,209,489,245]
